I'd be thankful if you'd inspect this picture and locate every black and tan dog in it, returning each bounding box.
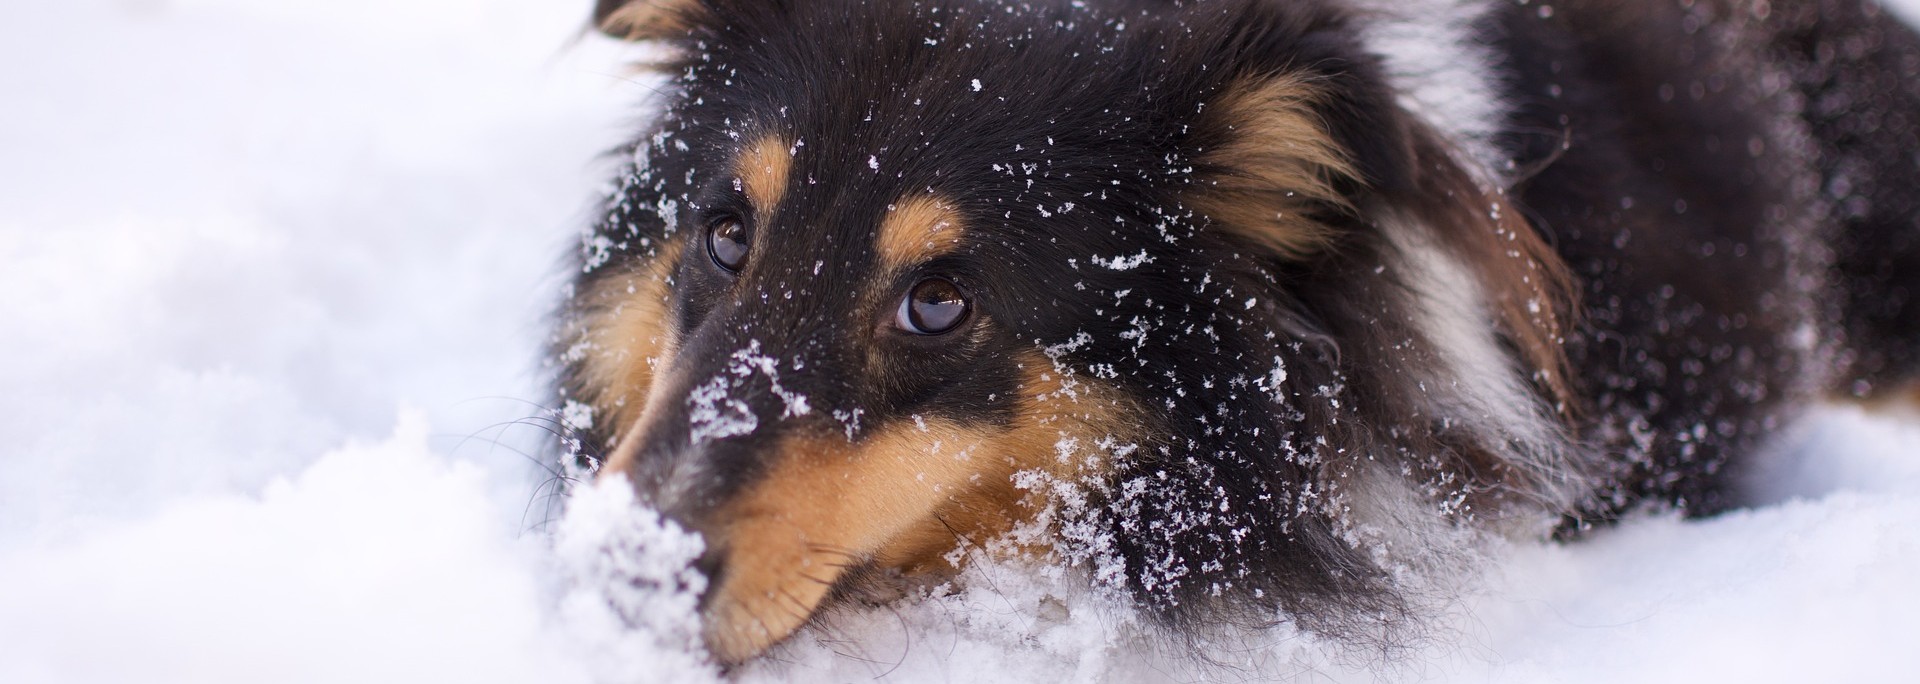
[554,0,1920,664]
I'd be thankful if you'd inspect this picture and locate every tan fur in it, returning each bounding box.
[875,194,966,272]
[1479,194,1577,414]
[699,425,980,662]
[699,352,1138,663]
[1189,74,1360,258]
[736,135,793,217]
[1191,74,1573,415]
[598,0,706,41]
[570,240,684,476]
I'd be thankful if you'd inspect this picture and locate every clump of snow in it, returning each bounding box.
[685,367,763,445]
[685,340,814,445]
[1090,250,1153,270]
[551,477,718,683]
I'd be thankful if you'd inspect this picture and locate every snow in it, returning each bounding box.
[0,414,585,683]
[4,1,1920,682]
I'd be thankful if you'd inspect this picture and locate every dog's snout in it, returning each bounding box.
[601,336,838,528]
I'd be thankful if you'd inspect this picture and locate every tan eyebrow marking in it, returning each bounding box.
[735,135,793,216]
[875,194,966,271]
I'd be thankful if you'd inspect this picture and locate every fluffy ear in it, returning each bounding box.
[1190,70,1576,411]
[592,0,710,40]
[1185,73,1362,259]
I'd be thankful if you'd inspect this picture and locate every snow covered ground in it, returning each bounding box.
[4,1,1919,682]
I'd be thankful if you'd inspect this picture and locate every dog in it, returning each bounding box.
[552,0,1920,665]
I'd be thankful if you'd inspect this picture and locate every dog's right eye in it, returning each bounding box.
[707,216,750,272]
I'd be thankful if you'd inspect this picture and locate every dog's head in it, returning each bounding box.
[563,0,1575,663]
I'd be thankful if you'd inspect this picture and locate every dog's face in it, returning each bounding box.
[565,0,1574,664]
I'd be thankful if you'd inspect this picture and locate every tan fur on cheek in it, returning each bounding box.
[736,135,793,217]
[873,357,1138,570]
[700,353,1140,662]
[1188,74,1359,258]
[569,240,684,477]
[699,426,981,663]
[875,194,966,272]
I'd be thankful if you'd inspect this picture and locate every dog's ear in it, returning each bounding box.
[593,0,711,41]
[1183,59,1425,259]
[1190,69,1576,412]
[1185,73,1362,259]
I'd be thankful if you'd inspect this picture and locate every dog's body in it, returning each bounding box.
[556,0,1920,663]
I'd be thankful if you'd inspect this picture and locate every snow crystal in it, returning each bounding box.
[1043,331,1095,360]
[685,371,760,445]
[561,400,596,432]
[1090,250,1152,270]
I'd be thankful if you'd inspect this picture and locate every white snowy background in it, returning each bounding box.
[5,1,1920,681]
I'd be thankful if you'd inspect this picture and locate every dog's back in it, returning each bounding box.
[1786,2,1920,397]
[1490,0,1920,522]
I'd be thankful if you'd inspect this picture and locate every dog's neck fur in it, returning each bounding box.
[1357,0,1512,178]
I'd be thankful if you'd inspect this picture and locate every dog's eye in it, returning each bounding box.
[895,278,970,335]
[707,216,750,272]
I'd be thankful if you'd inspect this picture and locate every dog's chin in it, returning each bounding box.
[694,519,847,664]
[697,520,965,664]
[701,578,826,665]
[701,556,937,664]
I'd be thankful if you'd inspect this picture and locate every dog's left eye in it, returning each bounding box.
[894,278,971,335]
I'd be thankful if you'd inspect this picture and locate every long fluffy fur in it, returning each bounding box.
[556,0,1920,664]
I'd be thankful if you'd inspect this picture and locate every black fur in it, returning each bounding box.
[1491,0,1920,521]
[559,0,1920,658]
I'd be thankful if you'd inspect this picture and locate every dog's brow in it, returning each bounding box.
[875,194,966,271]
[735,135,792,216]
